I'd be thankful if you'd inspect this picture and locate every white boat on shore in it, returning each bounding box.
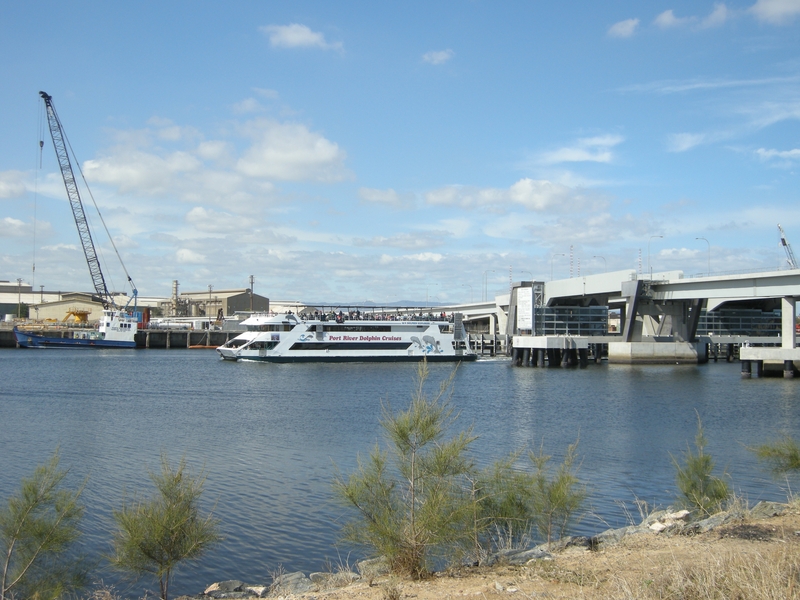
[216,312,476,362]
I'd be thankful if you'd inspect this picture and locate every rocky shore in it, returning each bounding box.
[174,500,795,600]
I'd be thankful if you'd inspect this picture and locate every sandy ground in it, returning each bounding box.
[268,508,800,600]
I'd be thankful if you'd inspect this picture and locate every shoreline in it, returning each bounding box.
[167,500,797,600]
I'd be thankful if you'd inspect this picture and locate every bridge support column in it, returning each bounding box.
[783,297,796,349]
[726,343,734,362]
[755,360,763,377]
[537,350,546,367]
[741,360,751,378]
[578,348,588,368]
[522,348,531,367]
[784,360,795,379]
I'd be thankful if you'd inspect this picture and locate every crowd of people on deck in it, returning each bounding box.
[292,309,454,323]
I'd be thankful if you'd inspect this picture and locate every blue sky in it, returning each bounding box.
[1,1,799,304]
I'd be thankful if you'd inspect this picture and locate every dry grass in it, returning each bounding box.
[610,545,800,599]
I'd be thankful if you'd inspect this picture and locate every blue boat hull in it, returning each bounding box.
[13,328,136,349]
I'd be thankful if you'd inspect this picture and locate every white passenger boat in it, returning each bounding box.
[216,312,476,362]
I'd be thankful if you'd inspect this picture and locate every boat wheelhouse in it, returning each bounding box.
[216,312,476,362]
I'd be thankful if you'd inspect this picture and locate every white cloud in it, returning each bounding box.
[233,98,264,115]
[749,0,800,24]
[405,252,443,262]
[254,88,279,100]
[422,49,454,65]
[621,75,800,94]
[358,187,414,208]
[756,147,800,160]
[743,100,800,129]
[425,178,594,213]
[701,3,730,27]
[353,231,450,249]
[196,141,233,163]
[84,150,202,194]
[0,216,28,238]
[539,135,624,165]
[236,119,350,182]
[176,248,207,264]
[666,132,708,152]
[185,207,247,234]
[654,9,694,28]
[435,218,471,238]
[259,24,343,51]
[608,18,640,38]
[0,170,27,198]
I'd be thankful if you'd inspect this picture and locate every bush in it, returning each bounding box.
[0,450,88,600]
[334,361,476,579]
[528,438,586,546]
[473,440,585,554]
[673,417,730,516]
[110,454,221,600]
[751,435,800,476]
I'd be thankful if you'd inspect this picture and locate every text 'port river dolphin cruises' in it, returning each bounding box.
[217,311,477,363]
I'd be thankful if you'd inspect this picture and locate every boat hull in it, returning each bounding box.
[13,328,136,349]
[231,353,477,363]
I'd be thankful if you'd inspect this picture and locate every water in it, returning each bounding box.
[1,350,798,596]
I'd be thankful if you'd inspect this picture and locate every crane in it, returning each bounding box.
[778,224,798,270]
[39,91,137,309]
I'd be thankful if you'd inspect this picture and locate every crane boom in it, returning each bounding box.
[39,91,113,309]
[778,224,798,270]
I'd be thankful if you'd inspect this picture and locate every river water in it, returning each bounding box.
[1,349,798,596]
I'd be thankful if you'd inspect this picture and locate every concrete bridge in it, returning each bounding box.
[445,267,800,367]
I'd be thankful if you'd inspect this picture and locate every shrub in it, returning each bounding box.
[110,454,221,600]
[0,450,88,600]
[334,361,476,579]
[528,438,586,546]
[673,416,729,516]
[751,435,800,476]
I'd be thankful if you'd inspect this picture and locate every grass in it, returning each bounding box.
[611,546,800,599]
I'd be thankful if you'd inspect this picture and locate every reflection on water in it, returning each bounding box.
[1,351,798,595]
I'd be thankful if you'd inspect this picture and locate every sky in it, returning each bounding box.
[1,1,799,304]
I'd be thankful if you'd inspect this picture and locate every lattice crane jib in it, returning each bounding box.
[40,91,113,309]
[778,224,798,270]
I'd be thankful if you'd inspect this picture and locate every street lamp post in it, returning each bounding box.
[696,237,710,275]
[550,253,566,281]
[462,284,473,303]
[648,236,663,280]
[593,256,606,272]
[482,270,495,302]
[519,270,533,281]
[17,278,22,318]
[426,283,439,308]
[208,284,213,328]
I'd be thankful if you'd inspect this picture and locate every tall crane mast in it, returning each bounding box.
[39,91,115,309]
[778,224,798,270]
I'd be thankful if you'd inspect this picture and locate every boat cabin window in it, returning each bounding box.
[246,324,294,332]
[247,341,277,350]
